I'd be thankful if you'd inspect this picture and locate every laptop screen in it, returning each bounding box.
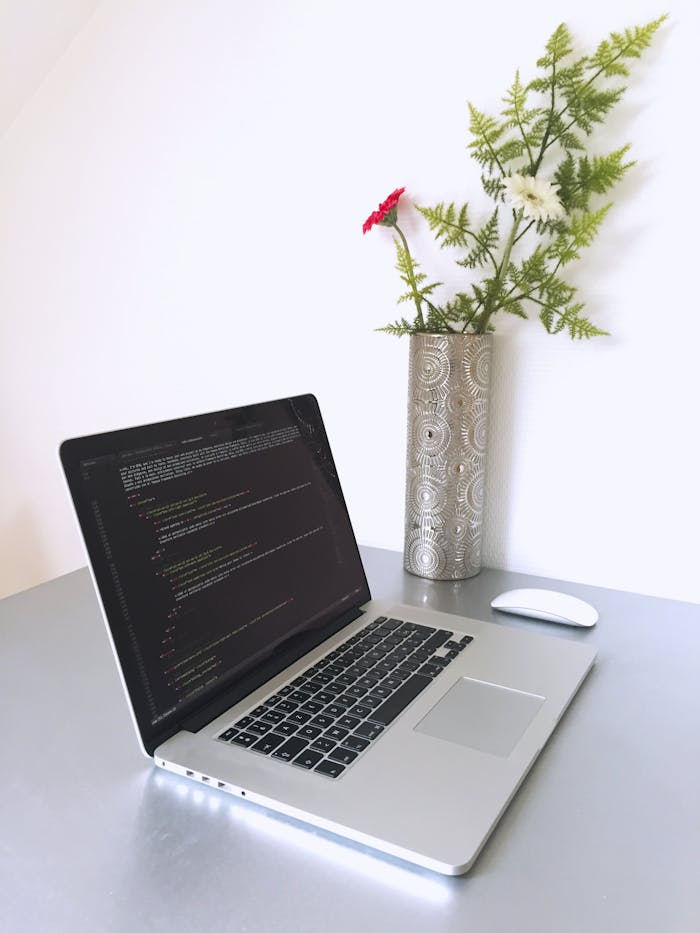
[60,395,370,748]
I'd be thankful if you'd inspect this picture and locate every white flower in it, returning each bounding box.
[503,174,566,223]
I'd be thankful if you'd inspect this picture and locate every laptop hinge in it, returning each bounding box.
[175,603,366,738]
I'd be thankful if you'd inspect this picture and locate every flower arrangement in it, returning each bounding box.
[363,17,666,339]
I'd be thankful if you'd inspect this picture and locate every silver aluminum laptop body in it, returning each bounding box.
[60,394,595,875]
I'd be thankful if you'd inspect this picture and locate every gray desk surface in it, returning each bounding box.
[1,546,698,933]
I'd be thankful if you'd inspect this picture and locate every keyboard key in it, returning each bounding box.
[354,722,384,740]
[275,721,299,736]
[315,759,346,779]
[342,735,370,753]
[250,705,268,718]
[296,725,322,741]
[324,703,347,719]
[232,732,257,747]
[382,635,403,648]
[430,655,452,668]
[412,648,433,663]
[272,737,309,761]
[407,623,433,636]
[314,690,336,705]
[324,682,345,697]
[303,679,325,694]
[310,714,334,729]
[251,733,286,755]
[261,709,285,724]
[293,749,324,770]
[349,704,372,718]
[344,685,367,699]
[424,629,452,652]
[361,634,382,646]
[381,676,403,691]
[301,700,324,714]
[357,674,381,689]
[218,727,237,741]
[335,694,358,708]
[325,726,349,742]
[366,649,385,663]
[247,720,273,735]
[287,710,312,725]
[417,662,443,678]
[334,672,355,687]
[371,685,392,699]
[368,674,432,726]
[312,671,333,684]
[337,714,361,731]
[274,700,298,714]
[328,747,358,766]
[341,648,364,662]
[234,715,254,730]
[311,737,336,753]
[288,690,311,704]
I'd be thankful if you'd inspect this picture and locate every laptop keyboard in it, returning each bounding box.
[216,616,473,778]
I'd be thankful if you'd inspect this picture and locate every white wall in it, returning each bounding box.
[0,0,100,137]
[1,0,698,603]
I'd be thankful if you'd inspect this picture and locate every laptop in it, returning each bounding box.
[60,393,596,875]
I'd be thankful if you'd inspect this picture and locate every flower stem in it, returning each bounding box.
[393,223,426,330]
[477,209,523,333]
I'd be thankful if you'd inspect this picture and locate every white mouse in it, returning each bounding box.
[490,588,598,627]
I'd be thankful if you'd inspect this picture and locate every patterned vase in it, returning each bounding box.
[404,333,493,580]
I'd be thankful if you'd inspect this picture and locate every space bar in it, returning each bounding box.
[368,675,433,726]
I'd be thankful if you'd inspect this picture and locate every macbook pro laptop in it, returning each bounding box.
[60,393,596,875]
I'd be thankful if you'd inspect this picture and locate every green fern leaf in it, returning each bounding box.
[416,202,471,250]
[536,23,574,69]
[588,16,668,77]
[481,174,505,202]
[457,210,499,270]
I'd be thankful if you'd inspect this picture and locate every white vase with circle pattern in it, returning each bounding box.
[404,333,492,580]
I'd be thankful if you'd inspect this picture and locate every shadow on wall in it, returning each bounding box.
[0,504,51,599]
[482,334,520,570]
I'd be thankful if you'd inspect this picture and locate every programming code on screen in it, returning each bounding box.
[76,399,366,729]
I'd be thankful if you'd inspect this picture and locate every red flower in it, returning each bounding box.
[362,187,406,234]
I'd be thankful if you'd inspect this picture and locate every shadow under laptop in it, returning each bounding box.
[123,768,459,912]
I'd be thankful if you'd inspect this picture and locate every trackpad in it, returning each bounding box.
[414,677,545,757]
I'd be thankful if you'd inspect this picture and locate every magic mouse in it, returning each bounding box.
[490,588,598,627]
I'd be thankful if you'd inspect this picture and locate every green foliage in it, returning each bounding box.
[373,16,665,339]
[416,202,471,250]
[393,240,441,306]
[457,210,499,271]
[555,146,634,211]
